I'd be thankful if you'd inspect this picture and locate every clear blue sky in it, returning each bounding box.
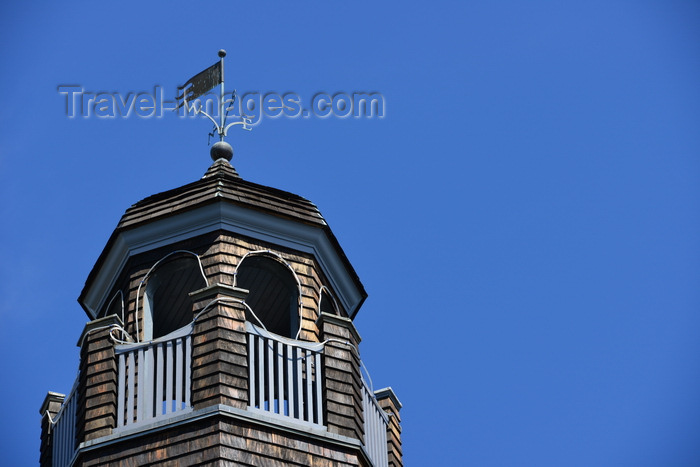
[1,1,699,466]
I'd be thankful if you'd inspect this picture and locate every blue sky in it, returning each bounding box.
[1,1,699,466]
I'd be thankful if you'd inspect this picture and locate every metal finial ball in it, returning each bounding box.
[218,49,226,58]
[210,141,233,161]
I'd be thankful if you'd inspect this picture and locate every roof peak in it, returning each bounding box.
[202,157,241,179]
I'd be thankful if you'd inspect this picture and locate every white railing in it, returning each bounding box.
[247,322,324,427]
[115,324,193,430]
[51,378,79,467]
[362,379,389,467]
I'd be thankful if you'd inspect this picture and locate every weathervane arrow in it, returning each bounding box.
[175,60,222,106]
[175,49,252,143]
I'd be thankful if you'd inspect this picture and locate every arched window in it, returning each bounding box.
[143,254,207,340]
[319,286,339,316]
[236,254,300,338]
[105,290,125,322]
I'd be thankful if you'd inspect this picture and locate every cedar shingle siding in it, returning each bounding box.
[79,417,365,466]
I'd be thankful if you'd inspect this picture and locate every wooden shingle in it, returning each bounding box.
[118,159,325,230]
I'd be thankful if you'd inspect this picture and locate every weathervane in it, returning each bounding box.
[175,50,251,154]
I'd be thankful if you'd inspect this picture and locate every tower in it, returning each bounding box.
[39,143,402,466]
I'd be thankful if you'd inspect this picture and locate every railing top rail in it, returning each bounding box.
[245,321,324,352]
[115,323,194,354]
[361,376,390,424]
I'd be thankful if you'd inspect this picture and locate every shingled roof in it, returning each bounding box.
[118,158,326,230]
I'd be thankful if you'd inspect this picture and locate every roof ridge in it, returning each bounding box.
[202,158,241,179]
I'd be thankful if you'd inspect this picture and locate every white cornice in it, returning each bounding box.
[82,202,364,320]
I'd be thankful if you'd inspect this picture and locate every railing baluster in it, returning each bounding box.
[117,353,125,427]
[69,395,76,458]
[305,349,313,423]
[156,343,164,417]
[257,336,264,411]
[127,352,135,424]
[136,347,145,422]
[374,401,381,463]
[296,346,304,421]
[363,385,371,461]
[184,335,191,409]
[60,403,66,462]
[285,343,293,418]
[314,351,322,425]
[59,397,65,464]
[175,337,183,412]
[248,334,256,409]
[55,410,63,466]
[144,345,154,420]
[266,339,274,412]
[165,340,173,414]
[276,340,283,414]
[372,407,378,463]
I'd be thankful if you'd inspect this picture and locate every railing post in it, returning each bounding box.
[316,312,364,441]
[375,388,403,467]
[189,283,250,410]
[77,314,121,442]
[39,392,64,467]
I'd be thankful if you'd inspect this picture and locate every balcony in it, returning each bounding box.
[114,324,193,431]
[48,382,78,467]
[246,322,325,427]
[46,314,394,467]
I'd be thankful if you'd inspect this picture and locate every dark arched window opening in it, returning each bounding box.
[105,290,124,322]
[144,255,207,340]
[236,255,299,338]
[319,287,339,316]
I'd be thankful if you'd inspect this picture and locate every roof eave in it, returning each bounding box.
[79,199,367,321]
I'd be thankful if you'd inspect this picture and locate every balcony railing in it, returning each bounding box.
[50,320,391,466]
[362,379,390,467]
[115,324,193,430]
[51,379,79,467]
[246,322,324,427]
